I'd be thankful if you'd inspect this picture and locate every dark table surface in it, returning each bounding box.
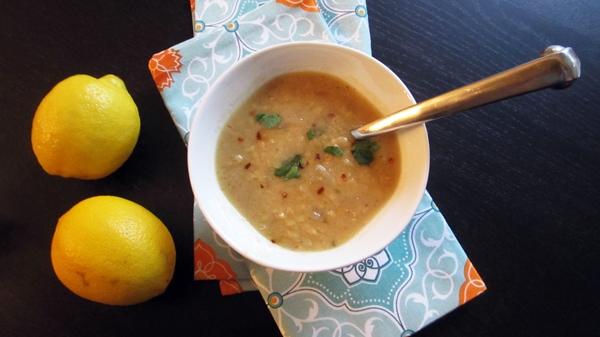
[2,0,599,336]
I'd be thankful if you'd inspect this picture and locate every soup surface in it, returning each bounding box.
[216,71,400,251]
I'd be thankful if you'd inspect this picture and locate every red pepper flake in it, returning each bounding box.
[271,239,276,243]
[256,131,262,140]
[388,157,394,164]
[317,187,324,194]
[327,113,335,118]
[282,192,287,198]
[341,173,347,181]
[315,153,321,160]
[237,137,244,142]
[260,184,264,188]
[244,163,251,169]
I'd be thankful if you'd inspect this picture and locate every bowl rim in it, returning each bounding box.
[187,41,429,272]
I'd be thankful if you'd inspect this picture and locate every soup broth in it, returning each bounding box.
[216,71,400,251]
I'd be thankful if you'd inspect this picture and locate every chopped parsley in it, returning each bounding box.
[324,146,343,156]
[351,139,380,165]
[274,155,303,180]
[255,113,282,129]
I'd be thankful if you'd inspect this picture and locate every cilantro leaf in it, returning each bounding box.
[306,128,325,140]
[274,155,303,180]
[284,163,300,180]
[324,146,344,156]
[351,139,380,165]
[255,113,282,129]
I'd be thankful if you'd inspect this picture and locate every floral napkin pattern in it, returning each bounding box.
[149,0,486,335]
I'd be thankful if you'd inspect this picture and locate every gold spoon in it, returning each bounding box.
[351,45,581,139]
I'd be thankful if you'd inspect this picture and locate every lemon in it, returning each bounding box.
[50,196,176,306]
[31,74,140,179]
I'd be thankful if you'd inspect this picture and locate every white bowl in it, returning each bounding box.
[188,42,429,272]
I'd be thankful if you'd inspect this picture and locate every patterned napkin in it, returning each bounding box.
[149,0,486,335]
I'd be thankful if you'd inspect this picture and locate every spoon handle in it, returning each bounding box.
[351,45,581,139]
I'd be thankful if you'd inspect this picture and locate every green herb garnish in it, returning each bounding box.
[324,146,344,156]
[274,155,303,180]
[306,128,324,140]
[255,113,282,129]
[351,139,380,165]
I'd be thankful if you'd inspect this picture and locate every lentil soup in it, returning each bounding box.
[216,71,400,251]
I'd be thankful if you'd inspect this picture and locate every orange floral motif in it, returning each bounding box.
[276,0,320,12]
[459,259,486,304]
[193,239,239,281]
[219,280,244,295]
[148,48,183,91]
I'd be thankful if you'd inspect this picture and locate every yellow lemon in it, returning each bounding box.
[50,196,176,306]
[31,74,140,179]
